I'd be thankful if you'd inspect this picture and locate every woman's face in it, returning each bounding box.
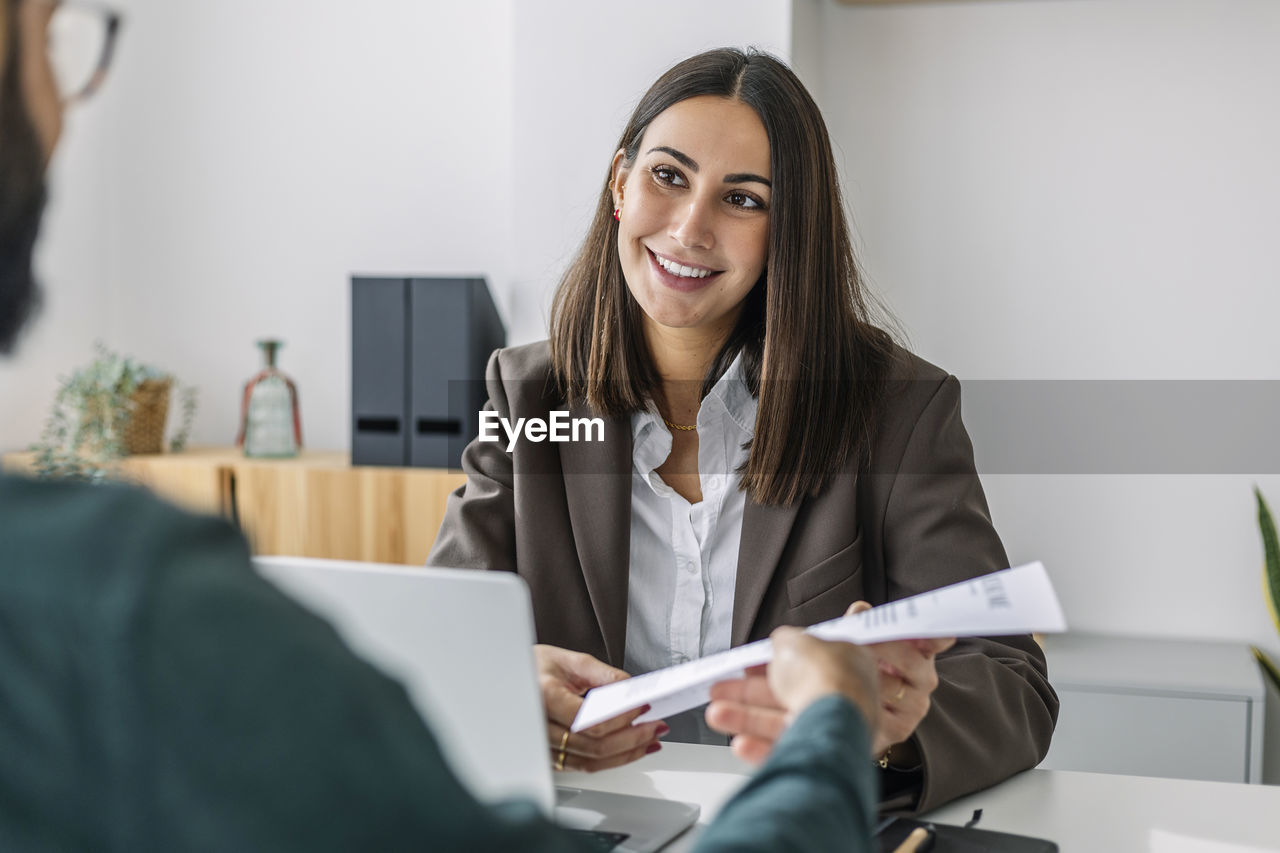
[611,95,771,344]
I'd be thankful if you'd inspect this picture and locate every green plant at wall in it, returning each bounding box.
[1253,487,1280,690]
[30,342,197,482]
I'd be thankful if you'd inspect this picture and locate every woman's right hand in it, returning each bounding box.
[535,644,669,773]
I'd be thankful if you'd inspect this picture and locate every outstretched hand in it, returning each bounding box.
[706,626,880,764]
[704,662,783,764]
[705,601,955,764]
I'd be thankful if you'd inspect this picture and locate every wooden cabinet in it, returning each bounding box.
[1039,633,1266,783]
[2,448,466,566]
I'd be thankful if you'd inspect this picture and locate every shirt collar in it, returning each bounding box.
[704,351,757,436]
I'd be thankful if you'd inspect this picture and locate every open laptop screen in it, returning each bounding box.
[254,558,556,813]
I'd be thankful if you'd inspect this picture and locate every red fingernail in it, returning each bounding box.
[646,742,662,755]
[656,724,670,737]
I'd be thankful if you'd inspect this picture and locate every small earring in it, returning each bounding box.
[613,207,621,222]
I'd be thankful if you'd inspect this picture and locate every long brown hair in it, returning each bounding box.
[550,47,895,506]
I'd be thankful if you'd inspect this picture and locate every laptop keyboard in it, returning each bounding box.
[564,829,630,851]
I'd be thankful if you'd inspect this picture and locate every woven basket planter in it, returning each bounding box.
[123,378,172,455]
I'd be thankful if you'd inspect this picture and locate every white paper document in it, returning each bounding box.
[571,561,1066,732]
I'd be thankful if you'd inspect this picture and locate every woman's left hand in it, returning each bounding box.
[705,601,954,764]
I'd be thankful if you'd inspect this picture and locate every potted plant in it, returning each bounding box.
[31,342,197,482]
[1253,487,1280,689]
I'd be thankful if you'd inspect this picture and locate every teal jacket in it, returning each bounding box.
[0,475,876,851]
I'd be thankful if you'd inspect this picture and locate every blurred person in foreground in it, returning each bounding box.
[0,2,884,850]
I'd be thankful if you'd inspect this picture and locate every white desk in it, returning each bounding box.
[561,742,1280,851]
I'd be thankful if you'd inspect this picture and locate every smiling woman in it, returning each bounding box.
[428,47,1058,815]
[549,49,892,509]
[610,96,771,341]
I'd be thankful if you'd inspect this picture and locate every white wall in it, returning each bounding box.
[814,0,1280,775]
[822,0,1280,381]
[1,0,516,452]
[104,0,516,452]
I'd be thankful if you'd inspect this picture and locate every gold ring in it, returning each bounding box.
[554,729,570,772]
[892,683,907,702]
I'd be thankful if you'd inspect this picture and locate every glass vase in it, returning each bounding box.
[236,339,302,458]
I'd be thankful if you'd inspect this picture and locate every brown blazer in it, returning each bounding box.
[428,341,1058,813]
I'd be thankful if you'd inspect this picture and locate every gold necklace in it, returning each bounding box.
[663,418,697,432]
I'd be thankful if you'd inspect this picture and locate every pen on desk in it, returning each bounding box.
[890,826,935,853]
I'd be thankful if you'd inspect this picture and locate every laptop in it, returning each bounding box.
[254,556,700,852]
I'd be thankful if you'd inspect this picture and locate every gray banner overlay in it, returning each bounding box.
[962,380,1280,474]
[443,380,1280,475]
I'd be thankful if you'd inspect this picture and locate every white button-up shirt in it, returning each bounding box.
[623,355,757,682]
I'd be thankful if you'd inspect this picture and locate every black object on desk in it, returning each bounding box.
[878,814,1058,853]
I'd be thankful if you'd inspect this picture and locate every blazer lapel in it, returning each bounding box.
[731,497,801,646]
[560,402,632,668]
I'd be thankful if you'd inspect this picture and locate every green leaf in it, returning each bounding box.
[1255,486,1280,636]
[1254,646,1280,692]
